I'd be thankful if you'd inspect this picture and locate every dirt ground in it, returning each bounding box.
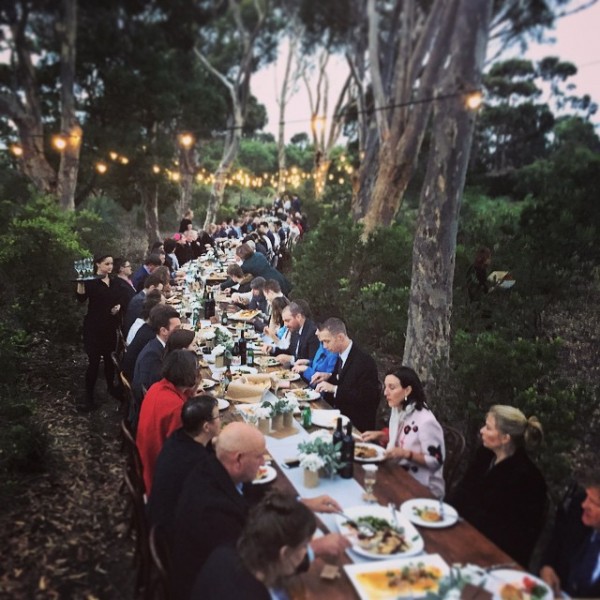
[0,342,134,599]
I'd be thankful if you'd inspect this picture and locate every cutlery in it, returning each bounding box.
[438,493,446,521]
[335,510,376,537]
[485,562,518,572]
[388,502,401,531]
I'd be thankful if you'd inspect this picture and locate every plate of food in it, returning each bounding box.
[230,309,260,321]
[231,365,258,376]
[400,499,459,529]
[257,356,280,368]
[311,409,350,429]
[217,398,230,411]
[487,569,552,600]
[201,378,217,390]
[344,553,449,599]
[274,370,301,381]
[252,465,277,485]
[285,389,321,402]
[335,505,424,560]
[354,442,386,463]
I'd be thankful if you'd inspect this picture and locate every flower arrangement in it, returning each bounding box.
[297,430,341,476]
[253,405,272,420]
[276,397,298,414]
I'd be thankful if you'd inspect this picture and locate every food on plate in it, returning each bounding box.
[355,444,379,460]
[355,562,443,596]
[344,516,411,555]
[290,389,314,401]
[254,466,269,481]
[276,370,295,380]
[412,505,443,523]
[499,577,548,600]
[238,309,259,319]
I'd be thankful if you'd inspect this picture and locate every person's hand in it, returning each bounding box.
[292,363,308,373]
[275,354,293,365]
[295,359,310,366]
[310,371,331,385]
[315,381,336,394]
[110,304,121,315]
[310,533,350,562]
[260,343,273,355]
[384,446,411,461]
[361,431,384,443]
[301,495,342,513]
[539,566,561,597]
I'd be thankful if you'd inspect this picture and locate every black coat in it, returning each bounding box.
[323,343,380,432]
[449,446,547,566]
[541,486,600,598]
[170,455,250,600]
[122,289,145,336]
[148,429,211,540]
[241,252,291,295]
[273,318,319,362]
[122,323,154,380]
[190,545,269,600]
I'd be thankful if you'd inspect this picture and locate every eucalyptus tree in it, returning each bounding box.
[192,0,281,228]
[0,0,80,210]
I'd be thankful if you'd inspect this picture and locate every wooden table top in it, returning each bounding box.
[198,358,514,600]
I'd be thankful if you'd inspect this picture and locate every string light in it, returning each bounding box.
[95,162,107,174]
[10,144,23,157]
[52,135,67,151]
[465,91,484,110]
[178,133,195,148]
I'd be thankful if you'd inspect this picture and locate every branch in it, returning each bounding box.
[0,91,25,121]
[194,47,235,98]
[367,0,390,139]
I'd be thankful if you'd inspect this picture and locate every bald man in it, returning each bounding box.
[170,422,349,600]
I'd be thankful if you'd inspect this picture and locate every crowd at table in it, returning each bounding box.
[74,202,600,600]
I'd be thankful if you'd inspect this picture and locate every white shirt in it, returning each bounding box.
[127,318,145,345]
[338,340,353,369]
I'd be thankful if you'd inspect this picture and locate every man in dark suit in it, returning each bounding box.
[540,476,600,598]
[131,305,180,424]
[315,317,380,432]
[148,395,219,539]
[122,272,165,337]
[131,253,162,292]
[170,422,348,600]
[269,301,319,365]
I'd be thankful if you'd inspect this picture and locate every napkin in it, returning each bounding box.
[226,377,271,403]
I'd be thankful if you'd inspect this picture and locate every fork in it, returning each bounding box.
[388,502,401,531]
[335,510,376,537]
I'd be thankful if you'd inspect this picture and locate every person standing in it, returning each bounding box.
[76,254,122,411]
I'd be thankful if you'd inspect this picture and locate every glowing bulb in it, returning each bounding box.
[96,162,107,174]
[119,156,129,165]
[10,144,23,157]
[171,172,180,182]
[52,136,67,151]
[152,165,160,174]
[466,91,483,110]
[179,133,194,148]
[109,151,118,161]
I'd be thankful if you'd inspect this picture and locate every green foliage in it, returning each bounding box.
[291,215,413,354]
[0,196,90,340]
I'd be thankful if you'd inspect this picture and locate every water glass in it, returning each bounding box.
[362,464,378,503]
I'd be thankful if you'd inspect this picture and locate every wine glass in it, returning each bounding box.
[362,464,378,503]
[73,259,82,280]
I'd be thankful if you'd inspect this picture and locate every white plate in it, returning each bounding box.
[335,505,424,560]
[285,389,321,402]
[486,569,553,600]
[344,553,449,599]
[252,465,277,485]
[354,442,386,463]
[311,409,350,429]
[400,499,459,529]
[257,357,280,367]
[274,370,301,381]
[217,398,230,411]
[201,379,217,390]
[230,309,261,321]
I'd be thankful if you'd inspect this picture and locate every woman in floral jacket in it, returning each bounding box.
[362,366,445,497]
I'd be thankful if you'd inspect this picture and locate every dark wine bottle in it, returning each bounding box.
[340,422,355,479]
[203,288,211,320]
[231,341,241,366]
[238,328,247,365]
[332,417,344,474]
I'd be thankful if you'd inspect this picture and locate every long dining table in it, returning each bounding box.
[178,256,517,599]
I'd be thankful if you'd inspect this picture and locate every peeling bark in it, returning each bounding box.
[403,0,493,387]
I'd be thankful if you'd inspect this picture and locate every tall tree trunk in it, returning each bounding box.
[139,184,161,247]
[204,112,241,228]
[403,0,493,387]
[14,119,57,194]
[56,0,80,211]
[178,145,196,218]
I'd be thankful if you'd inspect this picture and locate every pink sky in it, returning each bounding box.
[252,3,600,141]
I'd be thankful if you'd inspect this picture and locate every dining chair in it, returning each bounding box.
[116,326,127,359]
[120,418,146,498]
[442,424,466,494]
[123,464,151,598]
[147,525,172,600]
[119,371,135,419]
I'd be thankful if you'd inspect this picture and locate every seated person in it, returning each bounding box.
[362,367,444,497]
[148,395,219,538]
[126,289,164,346]
[261,296,291,351]
[540,467,600,598]
[136,350,199,494]
[448,405,547,566]
[191,491,317,600]
[292,327,338,386]
[231,276,267,313]
[219,264,253,295]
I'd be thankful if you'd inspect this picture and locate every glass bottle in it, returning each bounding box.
[340,422,355,479]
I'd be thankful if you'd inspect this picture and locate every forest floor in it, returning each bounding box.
[0,286,597,599]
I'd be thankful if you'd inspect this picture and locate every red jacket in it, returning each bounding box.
[136,378,186,494]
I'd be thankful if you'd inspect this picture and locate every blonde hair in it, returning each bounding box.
[489,405,544,451]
